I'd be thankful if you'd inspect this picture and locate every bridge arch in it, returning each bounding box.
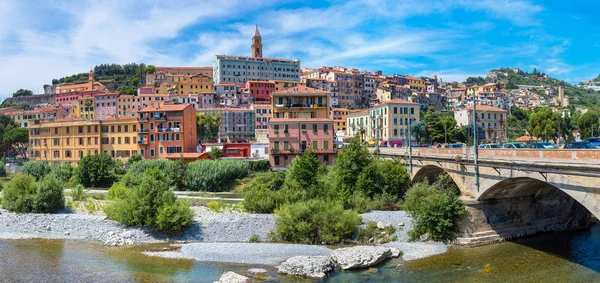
[412,164,468,196]
[478,176,600,220]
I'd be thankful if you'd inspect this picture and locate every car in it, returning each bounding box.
[586,137,600,147]
[502,142,529,149]
[529,142,558,149]
[478,143,501,149]
[380,139,403,148]
[563,142,598,149]
[445,143,466,148]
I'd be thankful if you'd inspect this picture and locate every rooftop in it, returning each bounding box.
[463,105,507,112]
[272,86,329,95]
[270,118,332,123]
[139,104,192,113]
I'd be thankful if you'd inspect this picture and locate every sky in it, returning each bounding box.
[1,0,599,100]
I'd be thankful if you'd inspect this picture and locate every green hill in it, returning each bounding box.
[52,63,154,95]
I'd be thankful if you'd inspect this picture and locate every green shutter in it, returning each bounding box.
[324,141,328,149]
[274,142,280,150]
[284,124,288,133]
[312,141,317,149]
[284,141,289,150]
[324,124,328,132]
[313,124,317,133]
[274,124,279,133]
[302,124,306,132]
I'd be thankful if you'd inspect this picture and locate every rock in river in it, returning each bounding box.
[215,271,249,283]
[331,246,392,270]
[278,256,334,278]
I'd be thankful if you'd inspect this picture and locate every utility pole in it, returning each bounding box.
[472,96,480,191]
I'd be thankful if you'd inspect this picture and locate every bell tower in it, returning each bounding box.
[251,25,262,58]
[88,69,94,83]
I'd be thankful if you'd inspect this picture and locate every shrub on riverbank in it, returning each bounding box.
[22,161,51,181]
[403,175,465,241]
[185,159,249,191]
[0,161,5,177]
[75,154,115,187]
[50,162,73,183]
[274,199,362,244]
[2,174,64,213]
[127,159,178,187]
[104,168,193,235]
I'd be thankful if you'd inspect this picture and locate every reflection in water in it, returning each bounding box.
[0,225,598,282]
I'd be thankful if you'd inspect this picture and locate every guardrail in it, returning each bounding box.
[378,147,600,161]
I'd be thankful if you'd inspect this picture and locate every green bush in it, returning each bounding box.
[248,159,270,172]
[126,153,142,166]
[345,191,384,213]
[1,174,36,212]
[207,200,223,212]
[0,161,5,177]
[50,162,73,182]
[155,200,194,235]
[242,171,307,213]
[70,184,86,201]
[274,199,362,244]
[104,168,193,234]
[127,159,177,187]
[403,175,465,241]
[249,234,260,243]
[34,175,65,213]
[185,159,249,191]
[75,154,115,187]
[356,159,410,199]
[1,174,64,213]
[22,161,51,181]
[107,182,130,200]
[208,147,222,160]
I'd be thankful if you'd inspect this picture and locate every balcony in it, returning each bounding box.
[139,128,149,133]
[137,139,148,145]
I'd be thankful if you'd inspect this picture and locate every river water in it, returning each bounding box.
[1,225,599,282]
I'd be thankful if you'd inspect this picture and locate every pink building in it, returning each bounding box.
[94,93,119,120]
[138,86,154,95]
[55,90,98,106]
[247,80,275,103]
[268,118,336,167]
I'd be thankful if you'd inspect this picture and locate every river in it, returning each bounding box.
[1,225,599,282]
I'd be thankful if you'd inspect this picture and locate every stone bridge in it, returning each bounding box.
[378,147,600,245]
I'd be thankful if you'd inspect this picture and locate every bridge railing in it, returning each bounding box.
[380,147,600,162]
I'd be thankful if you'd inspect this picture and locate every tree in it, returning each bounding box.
[578,111,600,139]
[12,89,33,97]
[423,109,459,143]
[3,127,28,158]
[0,114,19,158]
[288,150,320,196]
[356,159,410,198]
[197,113,221,143]
[208,147,222,160]
[75,154,115,187]
[327,139,372,198]
[528,108,562,143]
[410,121,426,143]
[465,76,486,85]
[126,153,142,166]
[145,65,156,74]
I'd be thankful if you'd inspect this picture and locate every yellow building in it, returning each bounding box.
[272,86,331,119]
[99,116,139,160]
[29,117,102,164]
[73,97,95,120]
[117,95,136,117]
[346,110,370,141]
[369,99,419,144]
[273,80,306,92]
[406,76,426,92]
[331,108,358,134]
[173,74,213,96]
[28,116,140,164]
[466,83,499,97]
[56,69,107,94]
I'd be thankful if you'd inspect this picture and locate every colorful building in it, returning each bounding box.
[268,86,335,168]
[253,103,272,142]
[346,110,370,141]
[94,92,119,120]
[197,108,256,143]
[138,104,198,159]
[56,70,106,94]
[367,99,420,146]
[455,105,508,143]
[100,116,139,160]
[247,80,275,103]
[74,97,96,120]
[172,74,213,96]
[8,106,70,128]
[213,26,300,84]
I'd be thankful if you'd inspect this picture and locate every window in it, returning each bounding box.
[312,141,317,149]
[65,150,71,158]
[324,124,328,132]
[274,156,280,166]
[274,141,280,150]
[323,141,329,150]
[301,124,306,133]
[313,124,317,133]
[159,147,164,154]
[118,137,121,144]
[124,125,128,132]
[125,137,130,144]
[274,125,279,134]
[102,138,109,144]
[79,138,84,145]
[54,128,58,134]
[150,149,155,157]
[102,126,108,133]
[284,124,288,133]
[394,107,397,114]
[54,151,60,158]
[150,122,154,130]
[111,126,115,132]
[176,134,180,141]
[78,126,83,133]
[284,141,289,150]
[150,134,155,142]
[410,107,414,115]
[54,138,60,146]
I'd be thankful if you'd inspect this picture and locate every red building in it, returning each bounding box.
[137,104,198,159]
[55,90,98,106]
[247,80,275,103]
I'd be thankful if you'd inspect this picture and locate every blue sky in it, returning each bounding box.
[1,0,599,100]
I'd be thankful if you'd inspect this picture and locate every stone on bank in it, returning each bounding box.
[331,246,392,270]
[278,255,334,278]
[215,271,249,283]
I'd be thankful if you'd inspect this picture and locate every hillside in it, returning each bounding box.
[52,63,154,95]
[477,68,600,107]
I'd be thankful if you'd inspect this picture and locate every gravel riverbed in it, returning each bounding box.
[0,207,447,263]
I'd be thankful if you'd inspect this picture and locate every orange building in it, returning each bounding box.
[56,69,107,94]
[137,104,198,159]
